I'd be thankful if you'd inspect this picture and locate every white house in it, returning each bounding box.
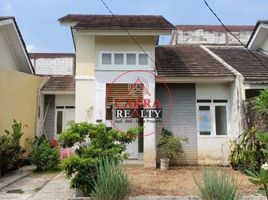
[35,14,268,168]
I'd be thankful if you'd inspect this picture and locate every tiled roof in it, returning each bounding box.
[176,25,254,32]
[29,53,75,59]
[209,47,268,82]
[59,14,175,30]
[42,76,75,92]
[0,16,14,21]
[155,45,234,77]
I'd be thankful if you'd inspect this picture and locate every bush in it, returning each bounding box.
[157,128,188,160]
[195,167,240,200]
[0,120,25,176]
[59,122,139,195]
[229,128,265,171]
[30,139,60,171]
[91,158,131,200]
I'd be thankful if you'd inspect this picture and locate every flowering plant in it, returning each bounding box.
[50,139,59,148]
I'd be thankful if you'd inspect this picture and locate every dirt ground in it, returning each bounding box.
[126,165,259,196]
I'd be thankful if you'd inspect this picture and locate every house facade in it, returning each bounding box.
[30,53,76,140]
[0,17,44,147]
[34,15,268,168]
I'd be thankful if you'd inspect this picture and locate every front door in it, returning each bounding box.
[55,107,75,138]
[115,118,139,159]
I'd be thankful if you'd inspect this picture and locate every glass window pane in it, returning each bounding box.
[114,53,124,65]
[215,106,227,135]
[198,106,211,135]
[102,53,112,65]
[127,54,136,65]
[57,111,63,134]
[139,54,148,65]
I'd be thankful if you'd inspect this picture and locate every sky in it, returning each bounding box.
[0,0,267,53]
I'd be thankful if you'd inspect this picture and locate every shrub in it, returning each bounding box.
[59,122,139,195]
[30,139,60,171]
[91,158,131,200]
[0,120,25,175]
[157,128,188,160]
[194,167,240,200]
[229,128,265,171]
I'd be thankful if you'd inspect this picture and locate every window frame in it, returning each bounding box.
[99,51,151,69]
[196,100,229,137]
[54,106,75,136]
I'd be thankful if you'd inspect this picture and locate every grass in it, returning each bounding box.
[194,167,240,200]
[6,189,24,194]
[91,158,132,200]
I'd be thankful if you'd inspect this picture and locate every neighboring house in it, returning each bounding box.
[41,14,268,167]
[171,25,254,46]
[0,17,44,147]
[29,53,75,140]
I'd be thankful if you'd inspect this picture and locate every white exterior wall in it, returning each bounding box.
[196,83,235,165]
[75,78,95,123]
[0,29,20,71]
[55,94,75,106]
[173,30,252,45]
[33,57,74,75]
[261,37,268,51]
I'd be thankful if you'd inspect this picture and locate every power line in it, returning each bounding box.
[99,0,156,70]
[203,0,268,69]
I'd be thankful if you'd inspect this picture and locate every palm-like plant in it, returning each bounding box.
[254,89,268,114]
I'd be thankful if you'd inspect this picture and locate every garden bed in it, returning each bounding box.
[126,165,259,196]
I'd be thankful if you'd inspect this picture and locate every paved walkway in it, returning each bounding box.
[0,169,74,200]
[30,173,74,200]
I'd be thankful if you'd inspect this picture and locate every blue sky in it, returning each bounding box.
[0,0,267,53]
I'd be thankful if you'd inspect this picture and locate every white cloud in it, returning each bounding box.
[26,44,39,52]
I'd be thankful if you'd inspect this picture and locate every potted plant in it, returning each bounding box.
[157,128,188,170]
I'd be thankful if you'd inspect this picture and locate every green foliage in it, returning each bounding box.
[229,128,265,171]
[254,89,268,114]
[91,158,131,200]
[246,131,268,198]
[157,128,188,160]
[30,140,60,171]
[246,168,268,198]
[59,122,139,195]
[194,167,240,200]
[0,120,24,175]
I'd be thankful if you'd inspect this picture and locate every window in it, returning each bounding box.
[114,53,124,65]
[215,106,227,135]
[100,52,150,67]
[198,106,212,135]
[126,53,136,65]
[56,110,63,134]
[102,53,112,65]
[138,54,148,65]
[197,100,228,136]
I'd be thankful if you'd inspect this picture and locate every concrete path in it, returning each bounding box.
[29,173,74,200]
[0,166,34,191]
[0,167,74,200]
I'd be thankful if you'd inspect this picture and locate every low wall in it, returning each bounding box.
[0,69,44,147]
